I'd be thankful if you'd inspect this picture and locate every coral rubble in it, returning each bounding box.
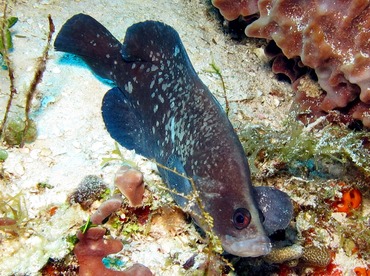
[212,0,370,128]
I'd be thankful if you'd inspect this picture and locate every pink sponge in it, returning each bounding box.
[211,0,259,21]
[74,227,152,276]
[246,0,370,126]
[114,166,145,207]
[212,0,370,127]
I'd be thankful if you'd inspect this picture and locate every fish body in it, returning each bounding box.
[54,14,292,257]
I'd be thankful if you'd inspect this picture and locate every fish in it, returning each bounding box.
[54,13,293,257]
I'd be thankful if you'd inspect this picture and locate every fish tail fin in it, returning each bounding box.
[54,13,122,81]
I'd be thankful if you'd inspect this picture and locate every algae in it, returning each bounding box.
[0,0,54,146]
[239,116,370,177]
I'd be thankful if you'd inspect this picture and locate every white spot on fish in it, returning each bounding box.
[158,94,164,103]
[131,63,136,69]
[106,54,110,58]
[153,104,159,113]
[170,117,175,143]
[174,45,180,56]
[125,81,133,93]
[150,80,155,89]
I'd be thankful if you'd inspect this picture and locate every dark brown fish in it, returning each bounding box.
[54,14,292,257]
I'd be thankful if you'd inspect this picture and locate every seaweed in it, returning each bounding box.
[0,16,17,65]
[0,190,27,236]
[205,59,230,116]
[239,116,370,177]
[0,0,55,146]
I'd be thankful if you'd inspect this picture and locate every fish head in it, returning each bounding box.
[193,176,272,257]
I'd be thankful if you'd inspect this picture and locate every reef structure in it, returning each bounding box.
[212,0,370,128]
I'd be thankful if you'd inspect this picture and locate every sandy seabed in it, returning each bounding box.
[0,0,369,275]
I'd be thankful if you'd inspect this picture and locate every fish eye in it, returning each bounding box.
[233,208,251,230]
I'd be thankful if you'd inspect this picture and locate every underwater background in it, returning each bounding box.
[0,0,369,275]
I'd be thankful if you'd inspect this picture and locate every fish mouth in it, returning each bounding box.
[222,235,272,257]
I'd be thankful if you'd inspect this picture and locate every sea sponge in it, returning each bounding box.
[211,0,259,21]
[115,166,145,207]
[244,0,370,127]
[74,227,152,276]
[211,0,370,127]
[91,196,123,225]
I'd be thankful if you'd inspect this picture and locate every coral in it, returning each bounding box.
[243,0,370,127]
[68,175,108,210]
[115,166,145,207]
[211,0,259,21]
[263,244,303,264]
[301,246,331,267]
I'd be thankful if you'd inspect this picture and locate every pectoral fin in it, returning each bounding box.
[254,186,293,235]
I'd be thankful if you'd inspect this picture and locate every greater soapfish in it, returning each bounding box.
[54,14,293,257]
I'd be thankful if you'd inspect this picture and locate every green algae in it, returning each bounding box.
[239,117,370,176]
[3,116,37,146]
[0,1,55,146]
[0,191,28,235]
